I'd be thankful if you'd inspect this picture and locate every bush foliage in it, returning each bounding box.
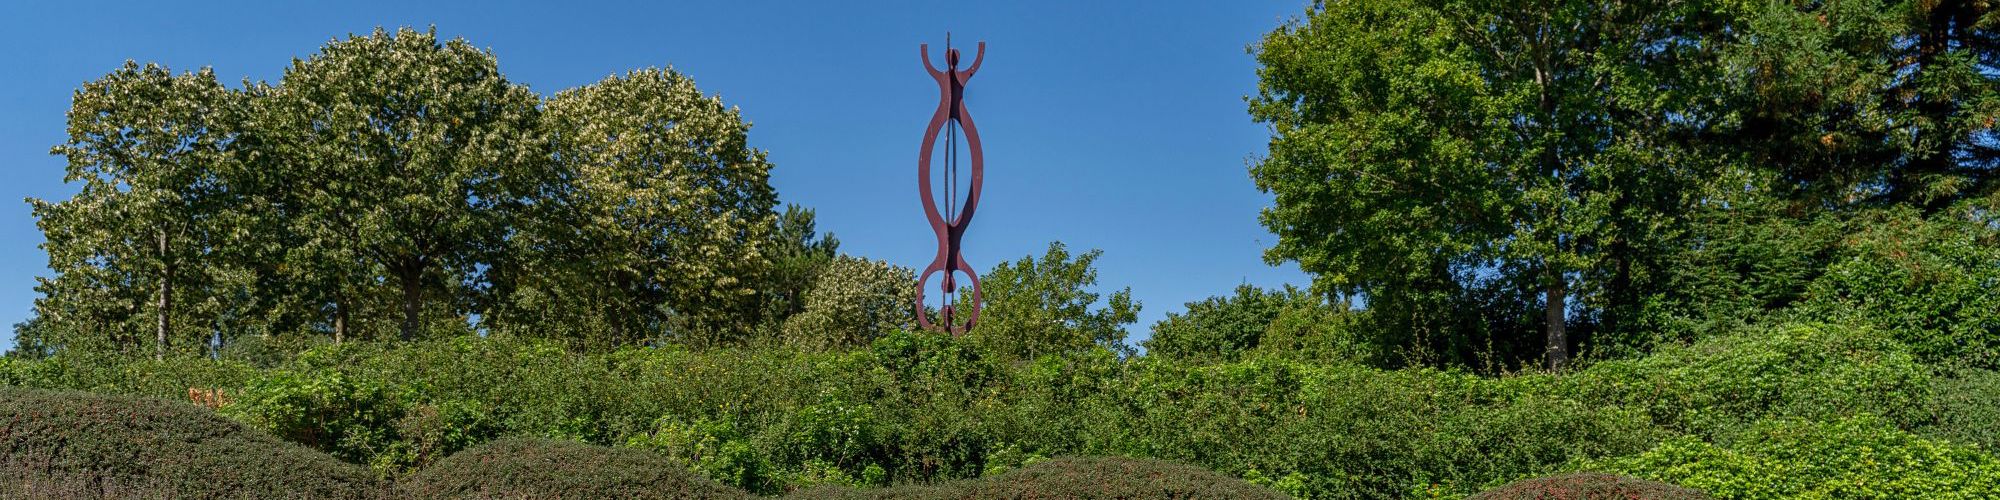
[1593,417,2000,499]
[398,437,748,499]
[16,313,2000,498]
[1467,473,1711,500]
[0,387,379,499]
[786,456,1286,500]
[12,318,1995,498]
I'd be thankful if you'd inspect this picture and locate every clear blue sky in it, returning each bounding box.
[0,0,1312,350]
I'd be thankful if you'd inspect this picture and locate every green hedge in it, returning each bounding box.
[3,321,1986,499]
[1795,208,2000,369]
[1922,367,2000,452]
[1592,417,2000,499]
[1554,323,1931,437]
[398,437,747,499]
[786,456,1286,499]
[1466,472,1710,500]
[0,387,379,499]
[0,352,257,400]
[1021,356,1663,498]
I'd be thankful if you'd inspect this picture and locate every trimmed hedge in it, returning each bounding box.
[786,456,1288,499]
[1467,473,1710,500]
[0,387,379,499]
[397,437,748,499]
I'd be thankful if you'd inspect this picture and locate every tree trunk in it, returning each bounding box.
[1544,265,1569,371]
[333,298,348,343]
[156,230,172,361]
[398,264,424,342]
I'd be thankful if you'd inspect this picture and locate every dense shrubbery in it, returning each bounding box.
[1793,209,2000,369]
[1923,367,2000,452]
[1144,284,1363,363]
[0,351,256,397]
[787,456,1286,500]
[1466,473,1711,500]
[198,334,1661,496]
[0,387,380,498]
[1592,417,2000,499]
[1555,323,1932,437]
[3,187,1992,500]
[1656,207,2000,369]
[1024,356,1664,498]
[13,318,1987,498]
[399,437,747,499]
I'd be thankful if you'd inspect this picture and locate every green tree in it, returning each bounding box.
[1718,1,2000,211]
[260,27,544,342]
[968,242,1139,360]
[780,255,915,350]
[761,205,841,331]
[498,67,778,348]
[30,62,243,359]
[1250,0,1720,369]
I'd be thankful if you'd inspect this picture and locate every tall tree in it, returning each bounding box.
[498,67,778,348]
[1720,0,2000,211]
[261,27,544,341]
[32,62,240,359]
[762,204,841,328]
[1251,0,1720,369]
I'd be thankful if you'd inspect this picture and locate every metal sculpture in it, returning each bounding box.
[916,35,986,335]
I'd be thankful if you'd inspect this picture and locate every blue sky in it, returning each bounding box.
[0,0,1312,349]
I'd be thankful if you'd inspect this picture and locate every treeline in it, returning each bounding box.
[17,27,869,358]
[15,5,2000,377]
[1238,0,2000,371]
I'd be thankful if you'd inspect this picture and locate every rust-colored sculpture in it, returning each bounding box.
[916,36,985,335]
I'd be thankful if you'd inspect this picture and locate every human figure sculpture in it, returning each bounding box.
[915,37,986,335]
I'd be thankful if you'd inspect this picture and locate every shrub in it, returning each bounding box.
[784,483,951,500]
[1254,296,1366,363]
[1561,323,1931,437]
[397,437,748,499]
[1145,284,1305,361]
[1921,367,2000,452]
[1592,417,2000,499]
[224,336,606,474]
[1144,284,1362,364]
[970,456,1287,499]
[626,416,782,494]
[0,387,378,498]
[3,323,1973,499]
[223,368,408,472]
[785,456,1286,500]
[1796,208,2000,368]
[1468,472,1710,500]
[3,353,256,401]
[1030,358,1665,498]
